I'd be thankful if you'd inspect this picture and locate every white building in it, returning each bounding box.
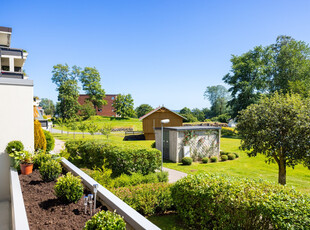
[0,26,34,229]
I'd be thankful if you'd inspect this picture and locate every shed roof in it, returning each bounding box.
[139,106,186,121]
[155,126,222,131]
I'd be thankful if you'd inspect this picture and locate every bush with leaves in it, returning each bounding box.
[221,155,228,161]
[54,172,84,203]
[39,159,62,181]
[202,157,209,163]
[172,174,310,230]
[33,151,52,168]
[6,140,24,154]
[182,157,192,165]
[43,130,55,152]
[111,183,174,216]
[34,120,47,151]
[228,153,236,160]
[84,210,126,230]
[210,156,218,162]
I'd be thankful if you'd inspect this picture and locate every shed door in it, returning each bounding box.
[163,130,169,159]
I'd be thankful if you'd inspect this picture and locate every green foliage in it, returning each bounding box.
[39,159,62,182]
[171,174,310,230]
[210,113,231,123]
[113,172,168,188]
[52,64,80,119]
[79,67,107,109]
[221,155,228,161]
[112,94,135,118]
[135,104,153,118]
[34,120,47,151]
[43,130,55,152]
[111,183,174,216]
[202,157,209,163]
[86,165,114,188]
[237,92,310,185]
[220,151,228,155]
[87,123,99,136]
[33,151,52,168]
[151,142,156,148]
[181,113,198,122]
[78,121,88,138]
[182,157,192,165]
[65,140,161,176]
[224,36,310,117]
[191,108,205,122]
[234,152,239,158]
[80,101,96,119]
[210,156,218,162]
[84,210,126,230]
[204,85,230,116]
[39,98,55,116]
[9,150,33,165]
[54,172,84,203]
[99,124,112,139]
[228,153,236,160]
[6,141,24,154]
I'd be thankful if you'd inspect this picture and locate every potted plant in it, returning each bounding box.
[9,150,34,175]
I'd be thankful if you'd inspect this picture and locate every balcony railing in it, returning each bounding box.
[0,47,23,57]
[0,71,24,79]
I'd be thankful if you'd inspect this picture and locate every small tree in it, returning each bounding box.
[78,122,88,138]
[112,94,135,118]
[87,123,99,138]
[71,121,78,139]
[34,120,47,151]
[64,118,72,136]
[237,92,310,185]
[57,117,64,135]
[80,101,96,120]
[99,124,112,140]
[135,104,153,118]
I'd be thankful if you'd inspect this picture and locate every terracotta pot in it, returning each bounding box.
[20,163,33,175]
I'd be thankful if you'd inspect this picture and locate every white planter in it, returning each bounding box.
[183,146,190,157]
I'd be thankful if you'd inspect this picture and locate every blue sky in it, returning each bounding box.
[1,0,310,110]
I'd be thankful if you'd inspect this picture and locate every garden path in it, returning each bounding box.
[52,138,187,183]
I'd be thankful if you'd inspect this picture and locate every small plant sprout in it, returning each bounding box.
[93,184,98,212]
[84,196,88,214]
[88,194,93,216]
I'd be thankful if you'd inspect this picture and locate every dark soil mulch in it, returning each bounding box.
[19,169,106,230]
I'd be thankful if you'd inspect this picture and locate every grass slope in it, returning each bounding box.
[164,137,310,194]
[54,116,142,131]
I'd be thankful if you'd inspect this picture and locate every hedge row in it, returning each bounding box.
[171,174,310,230]
[111,183,174,216]
[65,140,161,176]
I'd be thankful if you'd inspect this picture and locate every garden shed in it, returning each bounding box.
[139,106,185,140]
[155,126,221,163]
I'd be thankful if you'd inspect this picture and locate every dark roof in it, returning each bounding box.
[139,106,186,120]
[0,26,12,33]
[155,126,221,131]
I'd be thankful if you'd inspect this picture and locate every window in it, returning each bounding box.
[98,109,102,112]
[111,97,114,100]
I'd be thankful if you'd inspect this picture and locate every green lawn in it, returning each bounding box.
[54,116,143,131]
[164,137,310,194]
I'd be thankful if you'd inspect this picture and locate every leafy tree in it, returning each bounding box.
[112,94,135,118]
[135,104,153,118]
[204,85,230,116]
[237,92,310,185]
[99,124,112,140]
[79,67,107,109]
[224,36,310,117]
[87,123,99,138]
[39,98,55,116]
[191,108,205,122]
[202,107,213,120]
[56,117,64,135]
[182,113,198,123]
[70,121,78,139]
[52,64,80,119]
[78,121,88,138]
[80,101,96,119]
[179,107,191,115]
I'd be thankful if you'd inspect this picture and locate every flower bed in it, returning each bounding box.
[19,169,105,229]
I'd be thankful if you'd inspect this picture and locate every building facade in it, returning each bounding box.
[78,94,118,117]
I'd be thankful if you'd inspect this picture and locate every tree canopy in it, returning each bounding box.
[237,92,310,185]
[112,94,135,118]
[39,98,55,115]
[79,67,107,109]
[204,85,230,117]
[135,104,153,118]
[224,36,310,117]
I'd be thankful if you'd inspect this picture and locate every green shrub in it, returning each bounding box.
[6,141,24,154]
[228,153,236,160]
[34,120,47,151]
[234,152,239,158]
[84,210,126,230]
[54,172,84,203]
[86,165,115,188]
[39,159,62,181]
[172,174,310,230]
[220,151,228,155]
[210,156,218,162]
[111,183,174,216]
[156,171,169,182]
[202,157,209,163]
[182,157,192,165]
[33,151,52,168]
[221,155,228,161]
[43,130,55,152]
[151,142,156,148]
[65,140,161,176]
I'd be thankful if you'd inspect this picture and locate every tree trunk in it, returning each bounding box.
[278,158,286,185]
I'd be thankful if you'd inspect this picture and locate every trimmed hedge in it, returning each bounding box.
[43,130,55,152]
[111,183,174,216]
[228,153,236,160]
[202,157,209,163]
[210,156,218,162]
[221,155,228,161]
[182,157,192,165]
[66,140,161,176]
[6,140,24,154]
[84,210,126,230]
[171,174,310,230]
